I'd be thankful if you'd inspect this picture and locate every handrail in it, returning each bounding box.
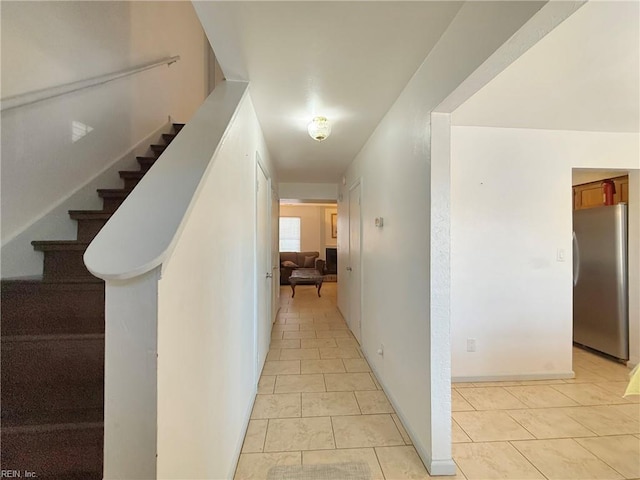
[84,81,249,281]
[0,56,180,112]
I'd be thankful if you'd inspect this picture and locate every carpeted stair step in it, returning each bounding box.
[31,241,93,282]
[4,124,185,478]
[118,170,145,190]
[68,210,113,242]
[162,133,176,144]
[1,280,104,336]
[97,188,130,212]
[137,156,157,172]
[1,334,104,415]
[1,421,103,480]
[2,408,103,429]
[150,144,166,155]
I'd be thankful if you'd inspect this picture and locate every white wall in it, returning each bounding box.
[279,183,338,201]
[1,1,207,276]
[280,204,336,259]
[338,2,548,474]
[95,82,263,478]
[156,93,276,479]
[103,269,161,480]
[339,93,434,473]
[324,207,338,248]
[1,123,169,278]
[450,126,640,378]
[340,96,443,470]
[450,2,639,134]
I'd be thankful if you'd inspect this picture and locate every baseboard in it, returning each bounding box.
[229,384,258,479]
[628,357,639,369]
[362,351,458,476]
[1,121,170,279]
[428,459,458,476]
[452,371,575,383]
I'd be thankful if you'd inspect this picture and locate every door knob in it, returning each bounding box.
[346,267,352,271]
[266,273,273,278]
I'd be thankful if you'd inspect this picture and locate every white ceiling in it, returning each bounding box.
[452,1,640,132]
[195,1,638,182]
[195,2,463,182]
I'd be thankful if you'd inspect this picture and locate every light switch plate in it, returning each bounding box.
[466,338,476,352]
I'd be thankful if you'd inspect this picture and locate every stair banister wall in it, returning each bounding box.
[85,82,250,281]
[1,1,208,279]
[85,81,277,478]
[155,90,278,478]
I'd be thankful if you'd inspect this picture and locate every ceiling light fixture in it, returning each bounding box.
[307,116,331,142]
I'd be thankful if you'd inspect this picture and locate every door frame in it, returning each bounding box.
[348,179,363,343]
[254,153,272,382]
[271,186,280,324]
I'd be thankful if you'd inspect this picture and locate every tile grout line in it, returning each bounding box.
[451,417,475,443]
[502,408,545,441]
[507,440,551,480]
[261,418,270,453]
[353,390,363,415]
[502,385,578,409]
[455,387,479,410]
[329,415,338,450]
[452,389,477,411]
[504,413,607,441]
[451,459,468,480]
[372,446,387,480]
[573,436,635,479]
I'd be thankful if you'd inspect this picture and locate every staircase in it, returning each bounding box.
[0,124,183,479]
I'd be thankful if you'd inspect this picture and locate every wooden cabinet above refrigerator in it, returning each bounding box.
[573,175,629,211]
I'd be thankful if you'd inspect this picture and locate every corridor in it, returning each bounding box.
[235,283,639,479]
[235,283,422,479]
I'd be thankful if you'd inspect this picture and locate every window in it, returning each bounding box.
[279,217,301,251]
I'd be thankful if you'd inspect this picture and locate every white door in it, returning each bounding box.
[256,158,271,376]
[349,182,362,343]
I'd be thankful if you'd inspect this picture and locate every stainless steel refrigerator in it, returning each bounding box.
[573,204,628,360]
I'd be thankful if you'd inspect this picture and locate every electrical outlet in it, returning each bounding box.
[466,338,476,352]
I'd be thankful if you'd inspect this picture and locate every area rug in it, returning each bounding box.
[267,462,371,480]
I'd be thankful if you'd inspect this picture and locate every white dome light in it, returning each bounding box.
[307,116,331,141]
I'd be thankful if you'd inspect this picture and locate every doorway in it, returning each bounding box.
[271,187,280,323]
[278,200,338,290]
[571,168,638,365]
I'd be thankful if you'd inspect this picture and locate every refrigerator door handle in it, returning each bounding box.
[573,231,580,287]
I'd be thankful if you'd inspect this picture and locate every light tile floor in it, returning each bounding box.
[235,283,640,479]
